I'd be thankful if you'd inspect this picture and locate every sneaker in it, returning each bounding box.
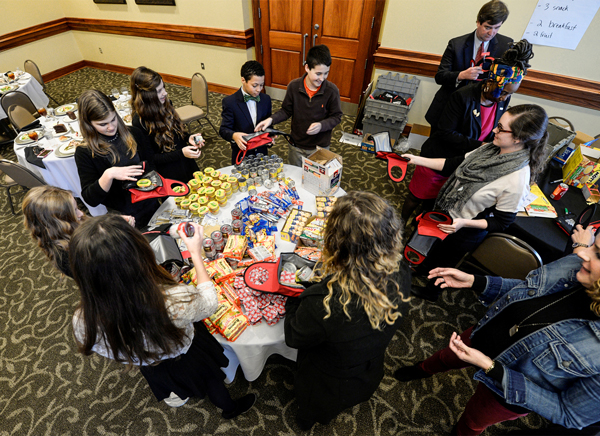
[222,393,257,419]
[163,392,189,408]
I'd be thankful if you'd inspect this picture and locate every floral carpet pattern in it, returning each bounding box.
[0,68,551,435]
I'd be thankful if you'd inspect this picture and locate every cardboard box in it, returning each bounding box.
[573,131,596,146]
[302,147,343,196]
[562,145,600,188]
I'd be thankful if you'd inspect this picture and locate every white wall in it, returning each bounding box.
[378,0,600,134]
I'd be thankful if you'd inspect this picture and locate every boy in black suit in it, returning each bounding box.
[220,61,272,165]
[425,0,513,131]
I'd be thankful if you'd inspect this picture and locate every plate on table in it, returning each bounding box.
[55,104,77,116]
[15,129,44,145]
[55,140,81,158]
[63,113,79,123]
[0,84,19,94]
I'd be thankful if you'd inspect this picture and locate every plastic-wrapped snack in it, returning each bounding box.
[206,258,235,283]
[219,281,241,307]
[215,310,249,342]
[254,235,275,255]
[294,246,322,262]
[223,235,247,261]
[207,292,233,325]
[203,318,218,334]
[248,245,275,262]
[181,267,198,286]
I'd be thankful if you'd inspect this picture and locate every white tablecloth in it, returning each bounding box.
[13,111,107,216]
[0,73,49,119]
[150,164,345,382]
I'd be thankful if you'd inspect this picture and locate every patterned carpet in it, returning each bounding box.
[0,68,551,435]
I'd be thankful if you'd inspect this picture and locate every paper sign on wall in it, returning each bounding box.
[522,0,600,50]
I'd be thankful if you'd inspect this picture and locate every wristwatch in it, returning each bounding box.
[572,242,591,249]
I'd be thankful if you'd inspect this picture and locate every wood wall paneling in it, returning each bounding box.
[374,47,600,112]
[270,50,300,89]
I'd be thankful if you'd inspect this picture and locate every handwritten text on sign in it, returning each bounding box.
[522,0,600,50]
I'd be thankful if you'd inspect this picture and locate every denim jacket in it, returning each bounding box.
[471,254,600,430]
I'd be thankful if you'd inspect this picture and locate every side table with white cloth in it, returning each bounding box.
[12,104,107,216]
[148,164,346,383]
[0,72,49,119]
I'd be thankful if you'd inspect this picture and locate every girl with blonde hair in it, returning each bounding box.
[284,191,411,430]
[75,89,159,227]
[131,66,204,182]
[22,186,85,277]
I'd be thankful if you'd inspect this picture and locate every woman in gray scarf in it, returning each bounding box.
[402,104,548,301]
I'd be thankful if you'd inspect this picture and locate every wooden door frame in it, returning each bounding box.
[252,0,386,104]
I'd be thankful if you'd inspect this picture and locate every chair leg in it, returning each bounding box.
[47,92,61,107]
[5,186,15,215]
[201,117,219,136]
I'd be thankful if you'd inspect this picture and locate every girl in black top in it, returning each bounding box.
[75,89,159,227]
[130,66,204,182]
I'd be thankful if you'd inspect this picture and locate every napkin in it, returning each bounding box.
[24,147,47,169]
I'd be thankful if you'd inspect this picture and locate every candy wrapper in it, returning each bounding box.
[248,245,276,262]
[294,246,322,262]
[206,258,236,283]
[219,281,241,307]
[215,309,249,342]
[223,235,247,261]
[207,293,233,325]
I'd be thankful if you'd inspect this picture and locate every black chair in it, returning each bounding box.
[0,158,46,214]
[456,233,543,280]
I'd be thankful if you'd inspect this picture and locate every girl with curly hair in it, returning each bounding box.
[284,191,411,430]
[130,66,204,182]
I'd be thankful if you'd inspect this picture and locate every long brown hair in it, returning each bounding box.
[315,191,408,330]
[22,186,84,273]
[78,89,137,164]
[506,104,549,183]
[70,215,184,369]
[130,66,185,152]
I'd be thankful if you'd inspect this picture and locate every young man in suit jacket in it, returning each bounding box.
[220,61,272,165]
[425,0,513,131]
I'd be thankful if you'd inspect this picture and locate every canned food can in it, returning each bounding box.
[550,183,568,200]
[211,231,224,252]
[232,219,243,234]
[220,224,232,240]
[231,208,243,220]
[203,238,216,259]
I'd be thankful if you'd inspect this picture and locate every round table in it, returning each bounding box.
[149,164,346,382]
[0,72,49,119]
[13,109,108,216]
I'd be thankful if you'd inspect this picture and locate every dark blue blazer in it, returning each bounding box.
[220,88,272,164]
[425,31,513,129]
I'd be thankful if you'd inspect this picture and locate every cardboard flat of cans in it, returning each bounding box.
[301,147,343,196]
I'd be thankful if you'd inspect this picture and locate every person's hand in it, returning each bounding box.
[255,117,273,132]
[232,132,248,151]
[572,224,595,250]
[106,165,144,181]
[448,332,494,370]
[121,215,136,227]
[306,122,322,135]
[427,268,474,289]
[182,145,201,159]
[188,133,205,148]
[401,154,418,165]
[438,218,466,234]
[178,222,205,257]
[458,66,483,81]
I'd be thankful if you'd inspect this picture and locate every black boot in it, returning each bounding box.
[222,393,256,419]
[393,362,433,382]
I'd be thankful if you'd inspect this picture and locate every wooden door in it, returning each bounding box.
[255,0,383,104]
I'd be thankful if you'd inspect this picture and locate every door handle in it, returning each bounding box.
[313,33,318,46]
[302,33,308,64]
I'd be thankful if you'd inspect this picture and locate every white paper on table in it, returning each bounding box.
[522,0,600,50]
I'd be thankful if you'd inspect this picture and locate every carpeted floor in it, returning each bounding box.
[0,68,551,435]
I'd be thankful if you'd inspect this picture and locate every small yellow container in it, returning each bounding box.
[189,179,200,191]
[219,174,229,182]
[211,180,222,190]
[221,182,232,198]
[197,205,209,219]
[188,193,199,203]
[193,171,203,181]
[189,202,200,214]
[198,196,209,206]
[202,176,212,186]
[205,187,216,199]
[180,199,192,209]
[215,189,227,206]
[197,187,207,196]
[207,200,220,215]
[204,167,214,176]
[174,196,184,205]
[210,170,221,179]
